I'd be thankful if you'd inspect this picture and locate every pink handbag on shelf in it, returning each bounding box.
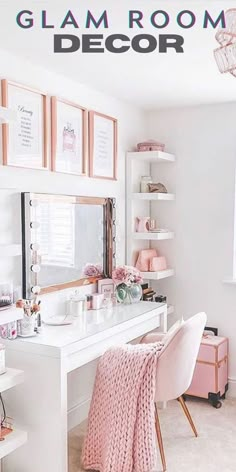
[149,256,167,272]
[135,249,158,272]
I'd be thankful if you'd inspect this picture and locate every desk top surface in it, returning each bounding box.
[3,302,165,352]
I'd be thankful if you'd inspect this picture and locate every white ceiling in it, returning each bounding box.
[1,0,236,110]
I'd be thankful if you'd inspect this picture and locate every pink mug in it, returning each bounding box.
[135,217,150,232]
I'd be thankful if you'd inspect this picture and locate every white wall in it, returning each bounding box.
[147,103,236,396]
[1,47,236,423]
[0,48,147,426]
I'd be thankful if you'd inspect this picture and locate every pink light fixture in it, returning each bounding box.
[214,9,236,77]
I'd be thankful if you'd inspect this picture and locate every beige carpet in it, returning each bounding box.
[69,398,236,472]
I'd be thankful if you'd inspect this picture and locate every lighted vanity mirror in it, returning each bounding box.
[21,193,116,298]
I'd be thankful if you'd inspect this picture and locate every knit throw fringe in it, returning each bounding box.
[82,342,164,472]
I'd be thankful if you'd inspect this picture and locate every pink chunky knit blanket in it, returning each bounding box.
[82,341,163,472]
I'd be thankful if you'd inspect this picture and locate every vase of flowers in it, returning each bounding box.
[112,265,143,304]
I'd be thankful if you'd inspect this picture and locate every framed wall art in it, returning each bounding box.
[89,111,117,180]
[1,79,48,170]
[51,97,87,175]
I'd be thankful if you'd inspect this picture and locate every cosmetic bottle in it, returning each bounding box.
[86,295,93,310]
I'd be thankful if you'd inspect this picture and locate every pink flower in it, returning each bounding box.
[112,265,143,286]
[112,266,129,285]
[83,264,103,277]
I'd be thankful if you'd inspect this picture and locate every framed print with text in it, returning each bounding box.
[89,111,117,180]
[1,79,48,170]
[51,97,87,175]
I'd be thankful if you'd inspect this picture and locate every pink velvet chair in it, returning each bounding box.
[141,312,207,471]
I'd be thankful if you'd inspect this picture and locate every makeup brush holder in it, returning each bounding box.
[18,313,36,337]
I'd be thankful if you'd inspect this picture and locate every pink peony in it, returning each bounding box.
[83,264,103,277]
[112,265,143,286]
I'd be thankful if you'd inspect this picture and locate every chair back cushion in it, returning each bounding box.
[162,318,184,346]
[155,312,207,402]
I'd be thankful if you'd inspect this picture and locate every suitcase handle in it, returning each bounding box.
[205,326,218,336]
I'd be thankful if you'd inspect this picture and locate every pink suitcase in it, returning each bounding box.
[186,335,228,408]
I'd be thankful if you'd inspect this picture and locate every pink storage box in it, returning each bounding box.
[186,335,228,408]
[135,249,158,272]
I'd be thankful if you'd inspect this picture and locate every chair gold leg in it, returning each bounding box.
[178,396,198,437]
[154,403,167,472]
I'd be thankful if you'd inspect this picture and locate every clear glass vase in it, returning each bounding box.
[115,283,142,304]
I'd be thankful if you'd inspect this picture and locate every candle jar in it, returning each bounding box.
[67,293,86,318]
[140,176,152,193]
[0,282,13,308]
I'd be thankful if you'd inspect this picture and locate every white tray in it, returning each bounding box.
[18,333,37,338]
[43,317,73,326]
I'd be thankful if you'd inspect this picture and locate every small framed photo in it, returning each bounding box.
[1,79,48,170]
[89,111,117,180]
[98,279,115,298]
[51,97,87,175]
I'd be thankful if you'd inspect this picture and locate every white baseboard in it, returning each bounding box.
[68,396,91,431]
[228,377,236,398]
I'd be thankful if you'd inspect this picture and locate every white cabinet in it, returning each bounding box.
[0,369,27,461]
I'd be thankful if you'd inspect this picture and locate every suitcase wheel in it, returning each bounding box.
[208,392,222,409]
[212,400,222,409]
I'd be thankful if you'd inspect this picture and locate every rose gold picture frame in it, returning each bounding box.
[1,79,48,170]
[89,111,117,180]
[51,97,87,175]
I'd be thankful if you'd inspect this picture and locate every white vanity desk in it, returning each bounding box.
[2,301,167,472]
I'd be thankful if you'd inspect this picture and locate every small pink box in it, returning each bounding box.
[186,335,228,406]
[149,256,167,272]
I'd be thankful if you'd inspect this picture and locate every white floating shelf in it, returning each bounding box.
[0,106,17,124]
[133,232,174,241]
[128,151,175,163]
[167,305,174,316]
[0,244,22,257]
[132,193,175,201]
[0,368,24,394]
[140,269,175,280]
[0,307,23,325]
[0,429,27,459]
